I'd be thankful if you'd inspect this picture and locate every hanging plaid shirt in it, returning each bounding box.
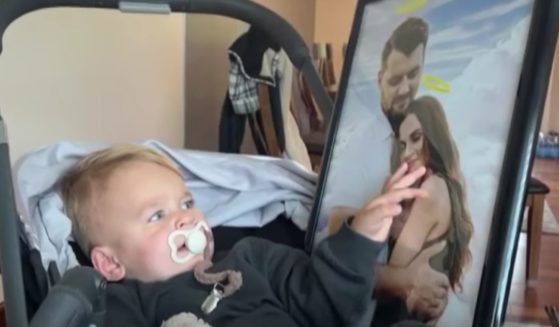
[227,50,279,115]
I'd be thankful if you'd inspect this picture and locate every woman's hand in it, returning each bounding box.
[351,163,428,242]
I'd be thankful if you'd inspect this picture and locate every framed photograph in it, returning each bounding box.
[305,0,559,326]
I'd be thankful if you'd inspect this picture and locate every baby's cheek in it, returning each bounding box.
[136,240,167,263]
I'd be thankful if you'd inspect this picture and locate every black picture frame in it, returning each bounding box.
[304,0,559,326]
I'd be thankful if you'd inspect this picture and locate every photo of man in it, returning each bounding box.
[311,1,535,326]
[378,17,427,131]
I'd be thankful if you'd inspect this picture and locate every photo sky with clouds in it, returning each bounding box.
[424,0,533,80]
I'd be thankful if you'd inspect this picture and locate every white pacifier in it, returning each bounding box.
[168,221,208,264]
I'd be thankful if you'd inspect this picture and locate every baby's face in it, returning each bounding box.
[93,160,211,282]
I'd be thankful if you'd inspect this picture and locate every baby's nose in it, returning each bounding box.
[175,214,196,229]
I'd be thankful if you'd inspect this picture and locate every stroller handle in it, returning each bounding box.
[0,0,333,122]
[0,0,306,65]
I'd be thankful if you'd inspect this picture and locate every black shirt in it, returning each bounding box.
[105,222,384,327]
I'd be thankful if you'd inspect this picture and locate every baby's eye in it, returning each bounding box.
[180,199,195,210]
[148,210,165,223]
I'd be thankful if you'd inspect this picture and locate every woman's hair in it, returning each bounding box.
[58,144,182,254]
[403,95,474,290]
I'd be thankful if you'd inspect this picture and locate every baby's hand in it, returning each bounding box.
[350,163,428,242]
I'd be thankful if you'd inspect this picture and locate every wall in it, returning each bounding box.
[314,0,358,84]
[0,8,186,162]
[183,0,316,152]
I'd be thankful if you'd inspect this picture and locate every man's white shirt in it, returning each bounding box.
[313,87,394,242]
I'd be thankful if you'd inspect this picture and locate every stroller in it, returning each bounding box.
[0,1,333,326]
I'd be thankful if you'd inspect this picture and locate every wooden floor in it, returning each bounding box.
[506,159,559,325]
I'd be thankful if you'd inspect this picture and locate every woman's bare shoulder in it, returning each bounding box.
[421,174,449,197]
[421,175,453,235]
[417,174,451,218]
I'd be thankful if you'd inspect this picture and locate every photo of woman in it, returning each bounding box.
[374,95,474,326]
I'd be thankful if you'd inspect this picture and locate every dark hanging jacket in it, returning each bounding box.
[219,26,285,155]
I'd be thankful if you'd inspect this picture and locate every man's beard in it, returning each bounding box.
[383,93,412,132]
[385,111,406,133]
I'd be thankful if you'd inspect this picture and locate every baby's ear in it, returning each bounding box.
[90,246,125,281]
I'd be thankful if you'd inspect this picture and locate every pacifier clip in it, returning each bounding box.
[194,261,243,315]
[201,283,225,314]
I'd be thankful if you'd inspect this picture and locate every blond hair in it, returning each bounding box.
[58,144,182,254]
